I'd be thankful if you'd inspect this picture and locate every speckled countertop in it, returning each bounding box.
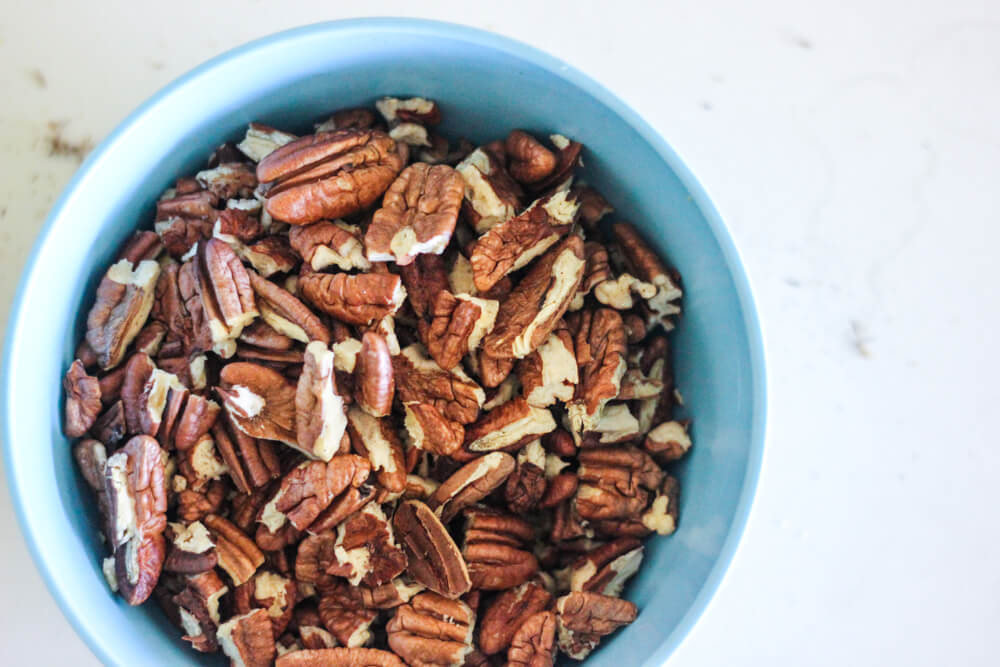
[1,1,996,664]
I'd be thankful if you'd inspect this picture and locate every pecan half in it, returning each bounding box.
[275,648,405,667]
[233,570,297,638]
[289,220,371,271]
[294,342,348,461]
[555,591,637,660]
[394,344,485,425]
[365,163,464,265]
[463,397,555,455]
[173,393,221,451]
[386,592,475,667]
[173,569,228,652]
[532,134,583,192]
[455,148,523,233]
[258,129,404,224]
[417,291,498,371]
[317,580,377,646]
[393,500,471,599]
[356,332,395,417]
[249,270,330,344]
[575,447,663,521]
[611,222,682,324]
[428,452,515,523]
[64,359,102,438]
[568,538,643,597]
[478,580,552,655]
[217,608,276,667]
[204,513,266,586]
[507,610,557,667]
[469,182,578,293]
[194,238,259,355]
[103,435,167,605]
[299,271,406,326]
[403,403,465,457]
[86,258,160,370]
[481,235,585,360]
[346,407,406,494]
[462,507,538,590]
[92,400,127,448]
[218,361,298,446]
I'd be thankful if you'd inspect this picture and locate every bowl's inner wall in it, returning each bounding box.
[8,24,758,666]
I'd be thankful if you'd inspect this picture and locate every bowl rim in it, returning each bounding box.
[1,17,766,666]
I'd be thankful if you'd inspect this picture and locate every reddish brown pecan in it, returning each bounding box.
[155,217,214,259]
[315,106,379,132]
[117,230,163,265]
[176,479,226,523]
[215,207,263,243]
[355,332,395,417]
[64,360,101,438]
[346,407,406,494]
[233,570,297,638]
[289,220,371,271]
[393,500,471,599]
[85,258,160,370]
[566,308,627,438]
[481,235,585,360]
[507,610,557,667]
[239,319,294,350]
[428,452,515,523]
[212,414,281,494]
[258,129,404,224]
[575,447,663,522]
[299,272,406,326]
[365,162,464,265]
[172,569,228,652]
[462,507,538,590]
[276,648,405,667]
[172,394,220,451]
[399,253,450,319]
[516,326,577,409]
[455,148,523,233]
[236,122,297,163]
[317,580,378,647]
[610,222,682,324]
[568,538,644,597]
[572,185,614,231]
[403,403,465,457]
[92,400,127,448]
[417,290,498,371]
[196,162,257,200]
[462,397,555,455]
[103,435,168,605]
[195,238,259,354]
[217,608,276,667]
[478,580,552,656]
[643,420,692,462]
[539,473,578,510]
[248,270,330,345]
[386,592,475,667]
[217,362,298,446]
[294,342,348,462]
[532,134,583,192]
[555,591,637,660]
[325,503,407,587]
[204,514,266,587]
[505,130,557,184]
[394,344,485,425]
[238,235,299,278]
[163,520,217,574]
[375,97,442,147]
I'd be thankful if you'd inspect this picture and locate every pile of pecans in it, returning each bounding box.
[62,96,692,666]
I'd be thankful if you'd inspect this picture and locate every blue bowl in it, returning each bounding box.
[1,18,765,666]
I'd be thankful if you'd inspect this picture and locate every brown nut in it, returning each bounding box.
[481,235,585,360]
[233,570,297,638]
[506,610,557,667]
[64,359,102,438]
[610,222,682,324]
[394,344,485,425]
[173,569,228,652]
[204,514,266,586]
[358,577,426,610]
[218,361,298,447]
[294,531,340,587]
[317,580,378,647]
[428,452,516,523]
[155,216,215,259]
[638,475,680,536]
[386,592,475,667]
[356,332,395,417]
[217,608,276,667]
[240,319,294,350]
[239,235,300,278]
[393,500,471,599]
[568,538,644,597]
[376,97,442,141]
[572,185,614,230]
[325,503,407,587]
[469,183,577,293]
[575,446,663,521]
[196,161,257,200]
[516,326,577,408]
[539,473,578,510]
[176,479,226,523]
[503,443,547,515]
[531,134,583,192]
[85,258,160,370]
[163,520,217,574]
[294,342,349,461]
[237,122,298,162]
[555,591,637,660]
[505,130,557,184]
[478,580,552,655]
[289,220,371,271]
[346,407,406,494]
[315,106,379,132]
[416,291,498,371]
[215,207,263,243]
[403,403,465,458]
[463,397,555,455]
[258,129,404,225]
[172,394,220,451]
[92,400,127,448]
[299,271,406,326]
[462,508,538,591]
[455,148,523,233]
[365,163,464,265]
[248,270,330,345]
[276,648,405,667]
[73,438,108,493]
[644,420,692,462]
[103,435,168,605]
[117,230,163,265]
[195,238,259,355]
[475,349,515,389]
[566,308,627,438]
[633,334,676,434]
[399,253,450,319]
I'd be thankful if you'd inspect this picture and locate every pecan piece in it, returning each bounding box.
[218,361,298,446]
[399,253,450,319]
[478,580,552,656]
[469,181,578,293]
[85,258,160,370]
[258,129,404,224]
[575,446,663,522]
[393,500,471,599]
[249,270,330,344]
[233,570,297,638]
[455,148,523,233]
[507,610,557,667]
[359,577,426,610]
[92,400,127,448]
[376,96,442,147]
[355,332,395,417]
[637,475,680,536]
[164,520,217,573]
[505,130,557,184]
[403,403,465,457]
[299,271,406,326]
[237,122,298,163]
[365,163,463,265]
[196,162,258,200]
[394,344,485,425]
[325,503,407,587]
[572,185,614,231]
[176,479,226,523]
[568,538,643,597]
[217,608,276,667]
[276,648,405,667]
[289,220,371,271]
[64,359,101,438]
[173,569,228,652]
[644,420,692,462]
[195,238,259,353]
[462,508,538,590]
[565,308,627,438]
[504,440,547,514]
[481,235,585,360]
[428,452,516,523]
[346,407,406,493]
[516,326,577,408]
[173,393,220,451]
[386,592,475,667]
[294,342,349,461]
[204,513,266,586]
[103,435,167,605]
[463,397,555,454]
[611,222,682,324]
[417,291,498,371]
[532,134,583,192]
[317,580,377,647]
[555,591,637,660]
[315,106,379,132]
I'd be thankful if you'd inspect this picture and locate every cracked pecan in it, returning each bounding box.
[611,222,682,325]
[294,342,348,461]
[173,569,228,652]
[233,570,297,638]
[503,440,547,514]
[212,412,281,494]
[463,397,555,455]
[428,452,515,523]
[346,406,406,493]
[276,648,405,667]
[507,610,557,667]
[505,130,557,184]
[249,271,330,344]
[478,580,552,656]
[218,361,298,446]
[455,148,523,233]
[386,592,475,667]
[258,129,404,224]
[196,162,258,201]
[399,253,449,319]
[572,185,614,230]
[555,591,637,660]
[289,220,371,271]
[317,580,377,647]
[164,520,217,574]
[204,514,266,586]
[365,162,464,265]
[394,344,485,425]
[417,290,498,371]
[86,258,160,370]
[516,325,577,408]
[218,608,276,667]
[575,447,663,521]
[325,503,407,587]
[299,271,406,326]
[532,134,583,192]
[355,332,395,418]
[566,308,627,439]
[643,420,691,462]
[568,538,643,597]
[64,360,102,438]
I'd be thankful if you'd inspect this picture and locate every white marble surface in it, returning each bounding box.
[1,1,997,664]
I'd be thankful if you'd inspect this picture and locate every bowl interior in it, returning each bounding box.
[2,19,764,667]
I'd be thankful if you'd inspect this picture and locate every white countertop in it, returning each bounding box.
[1,1,996,664]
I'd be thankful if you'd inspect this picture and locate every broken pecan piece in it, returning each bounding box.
[416,290,498,371]
[555,591,637,660]
[393,500,471,599]
[276,648,405,667]
[463,397,555,454]
[516,326,577,408]
[507,610,557,667]
[164,520,217,574]
[258,129,404,224]
[249,270,330,344]
[64,359,102,438]
[299,271,406,326]
[386,592,475,667]
[317,580,377,647]
[478,580,552,656]
[365,162,464,265]
[394,344,485,425]
[399,253,450,319]
[428,452,516,523]
[566,308,628,438]
[289,219,371,271]
[575,446,663,521]
[204,513,266,586]
[455,148,523,233]
[217,608,276,667]
[233,570,297,638]
[86,258,160,370]
[346,407,406,494]
[325,503,407,587]
[505,130,557,184]
[462,507,538,590]
[294,342,348,461]
[611,222,682,324]
[173,569,228,652]
[218,361,298,446]
[568,538,644,597]
[644,420,692,462]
